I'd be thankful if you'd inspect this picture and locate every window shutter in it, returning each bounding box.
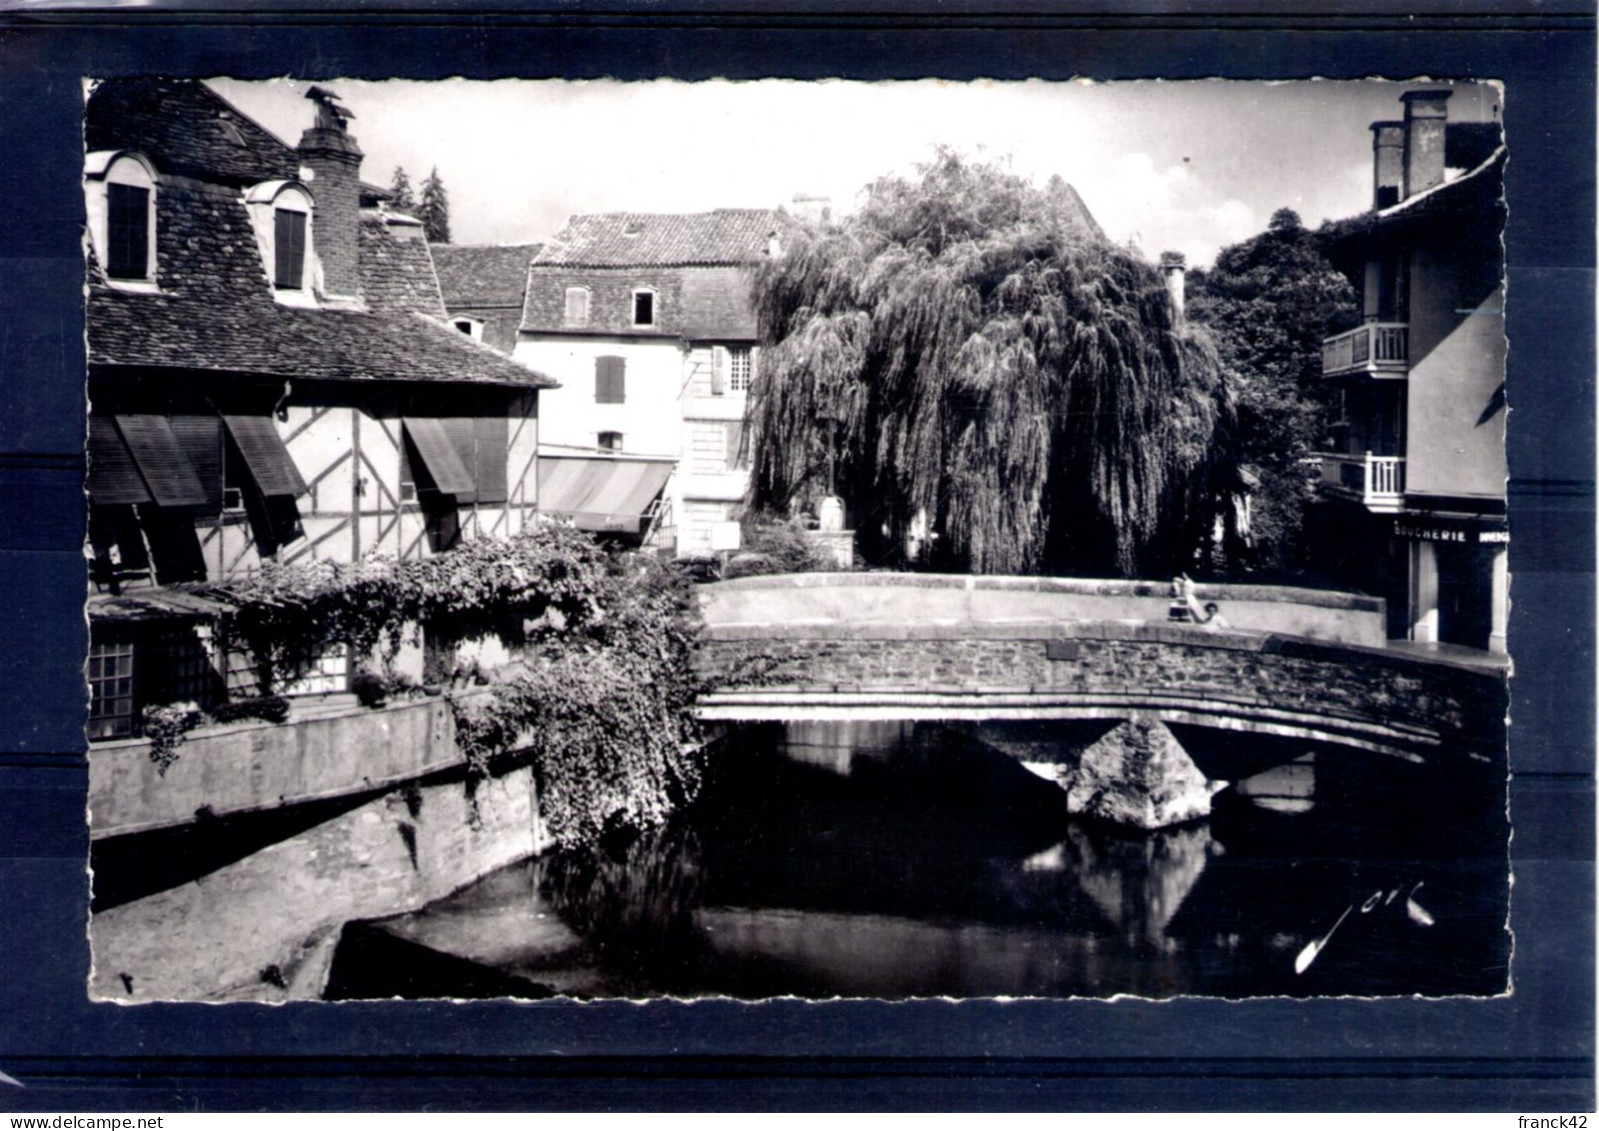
[439,418,480,504]
[106,184,149,280]
[596,356,626,404]
[474,416,509,503]
[88,416,151,506]
[169,414,224,518]
[711,347,726,396]
[401,418,475,497]
[564,287,589,325]
[222,415,309,497]
[115,415,208,507]
[726,420,744,469]
[274,210,306,288]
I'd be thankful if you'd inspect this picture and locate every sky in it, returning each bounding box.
[208,77,1500,269]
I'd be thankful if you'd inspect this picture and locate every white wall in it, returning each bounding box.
[516,334,684,458]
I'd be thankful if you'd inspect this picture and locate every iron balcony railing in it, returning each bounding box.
[1322,322,1409,378]
[1316,452,1406,512]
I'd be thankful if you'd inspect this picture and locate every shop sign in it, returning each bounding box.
[1393,518,1508,544]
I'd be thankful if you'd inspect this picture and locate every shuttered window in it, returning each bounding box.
[595,356,626,404]
[473,416,509,504]
[106,183,150,280]
[88,417,152,506]
[402,418,475,497]
[115,415,208,507]
[222,416,308,497]
[273,209,307,289]
[169,414,225,518]
[564,287,590,326]
[726,421,746,470]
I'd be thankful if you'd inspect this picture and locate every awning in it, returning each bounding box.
[403,417,475,497]
[88,416,151,505]
[538,455,675,534]
[222,414,309,497]
[114,414,208,507]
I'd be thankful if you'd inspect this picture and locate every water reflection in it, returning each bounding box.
[344,719,1509,1000]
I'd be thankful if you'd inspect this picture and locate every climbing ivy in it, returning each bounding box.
[206,525,709,848]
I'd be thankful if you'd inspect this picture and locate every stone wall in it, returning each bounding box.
[90,766,544,1002]
[89,689,497,839]
[696,621,1507,763]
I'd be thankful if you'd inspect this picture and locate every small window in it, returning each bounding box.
[452,317,484,341]
[274,208,307,289]
[564,287,590,326]
[632,289,656,327]
[729,347,753,392]
[598,431,624,452]
[595,356,626,404]
[454,319,473,335]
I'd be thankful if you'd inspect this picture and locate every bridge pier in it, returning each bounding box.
[1054,715,1219,830]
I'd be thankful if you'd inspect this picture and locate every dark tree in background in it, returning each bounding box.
[388,165,417,214]
[1186,208,1358,573]
[418,167,451,244]
[745,150,1232,578]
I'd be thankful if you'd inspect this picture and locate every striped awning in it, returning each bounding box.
[538,455,675,534]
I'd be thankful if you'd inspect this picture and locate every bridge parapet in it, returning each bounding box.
[700,573,1387,647]
[695,605,1506,766]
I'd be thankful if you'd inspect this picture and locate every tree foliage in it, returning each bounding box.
[418,166,451,243]
[388,165,417,215]
[1186,209,1358,570]
[745,150,1231,577]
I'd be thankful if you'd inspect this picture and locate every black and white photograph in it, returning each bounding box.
[79,73,1515,1005]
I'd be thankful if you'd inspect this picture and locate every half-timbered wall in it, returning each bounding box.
[201,388,540,575]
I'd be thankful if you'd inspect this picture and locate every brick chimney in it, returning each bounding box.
[297,86,363,299]
[1371,120,1405,209]
[1400,89,1452,201]
[1160,251,1186,322]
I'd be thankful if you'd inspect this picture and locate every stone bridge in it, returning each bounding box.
[693,574,1508,828]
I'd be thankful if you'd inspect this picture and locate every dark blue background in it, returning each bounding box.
[0,2,1592,1111]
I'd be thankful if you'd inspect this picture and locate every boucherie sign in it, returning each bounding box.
[1394,517,1509,544]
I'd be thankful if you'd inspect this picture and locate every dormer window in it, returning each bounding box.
[452,317,484,341]
[84,151,158,290]
[632,288,656,327]
[244,180,317,307]
[273,208,307,289]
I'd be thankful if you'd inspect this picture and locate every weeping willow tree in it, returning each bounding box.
[747,151,1234,577]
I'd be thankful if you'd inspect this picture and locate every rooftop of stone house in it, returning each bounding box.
[430,243,543,308]
[533,210,790,268]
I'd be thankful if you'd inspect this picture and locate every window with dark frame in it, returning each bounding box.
[106,182,150,280]
[632,290,655,326]
[598,431,624,452]
[595,356,626,404]
[273,208,307,289]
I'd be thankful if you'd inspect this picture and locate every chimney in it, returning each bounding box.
[1160,251,1186,322]
[1400,89,1452,201]
[790,193,833,226]
[1371,121,1405,209]
[297,86,363,298]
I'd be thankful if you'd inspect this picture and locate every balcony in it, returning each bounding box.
[1322,322,1409,379]
[1316,452,1406,513]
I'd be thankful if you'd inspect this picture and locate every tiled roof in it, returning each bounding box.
[361,216,447,318]
[86,78,300,186]
[87,180,554,389]
[534,210,788,268]
[431,243,541,308]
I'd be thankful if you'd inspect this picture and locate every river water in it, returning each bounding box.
[329,719,1510,1000]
